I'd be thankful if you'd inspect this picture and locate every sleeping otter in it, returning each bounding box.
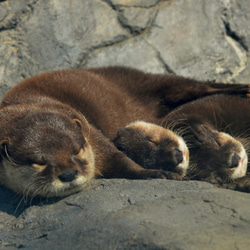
[0,67,249,197]
[114,94,250,191]
[114,121,189,177]
[163,94,250,190]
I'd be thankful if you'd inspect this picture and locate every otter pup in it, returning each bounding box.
[163,95,249,184]
[115,95,250,190]
[163,95,250,189]
[0,67,249,197]
[113,121,189,177]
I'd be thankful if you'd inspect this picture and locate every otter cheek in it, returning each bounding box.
[1,159,37,195]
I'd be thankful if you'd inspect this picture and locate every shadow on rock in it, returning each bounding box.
[0,184,63,217]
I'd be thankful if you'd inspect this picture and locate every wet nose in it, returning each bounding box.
[58,170,78,182]
[229,153,241,168]
[174,148,183,165]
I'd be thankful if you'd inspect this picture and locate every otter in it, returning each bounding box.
[113,121,189,177]
[163,94,250,190]
[114,94,250,191]
[0,66,249,197]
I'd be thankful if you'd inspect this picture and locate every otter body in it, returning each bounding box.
[0,67,249,197]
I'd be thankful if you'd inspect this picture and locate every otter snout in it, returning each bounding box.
[229,145,248,180]
[58,169,79,182]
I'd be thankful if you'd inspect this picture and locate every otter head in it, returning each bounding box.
[0,104,95,198]
[113,121,189,177]
[187,123,248,183]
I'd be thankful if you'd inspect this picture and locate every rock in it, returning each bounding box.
[86,38,167,73]
[1,179,250,249]
[117,6,156,34]
[104,0,162,8]
[1,0,250,249]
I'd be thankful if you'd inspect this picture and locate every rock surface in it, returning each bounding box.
[1,179,250,250]
[0,0,250,249]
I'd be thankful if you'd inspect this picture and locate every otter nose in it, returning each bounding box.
[58,170,78,182]
[229,153,241,168]
[174,148,183,165]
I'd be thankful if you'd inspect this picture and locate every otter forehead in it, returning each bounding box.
[217,132,243,151]
[11,112,84,143]
[1,108,88,168]
[126,121,181,142]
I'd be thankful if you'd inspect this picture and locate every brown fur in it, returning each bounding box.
[0,67,249,197]
[115,94,250,187]
[113,121,189,177]
[160,95,250,186]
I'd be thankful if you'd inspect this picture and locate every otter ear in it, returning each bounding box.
[116,127,128,136]
[0,139,9,158]
[114,128,129,143]
[115,127,136,139]
[73,119,82,129]
[113,127,140,148]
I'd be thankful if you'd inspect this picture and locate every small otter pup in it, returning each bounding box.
[113,121,189,177]
[163,95,250,189]
[0,67,249,197]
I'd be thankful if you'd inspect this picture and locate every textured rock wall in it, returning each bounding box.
[1,0,250,99]
[1,0,250,249]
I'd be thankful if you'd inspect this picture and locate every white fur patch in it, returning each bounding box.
[231,145,248,179]
[221,132,248,180]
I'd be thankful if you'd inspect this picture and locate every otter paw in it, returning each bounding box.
[207,176,224,187]
[223,176,250,193]
[140,169,182,180]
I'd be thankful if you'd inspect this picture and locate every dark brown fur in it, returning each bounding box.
[0,67,249,197]
[115,94,250,190]
[161,95,250,189]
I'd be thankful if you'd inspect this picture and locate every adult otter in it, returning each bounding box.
[114,94,250,191]
[0,67,249,197]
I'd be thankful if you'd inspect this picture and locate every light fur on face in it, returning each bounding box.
[126,121,189,176]
[219,132,248,180]
[0,144,95,198]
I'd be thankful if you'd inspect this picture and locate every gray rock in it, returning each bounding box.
[104,0,162,8]
[1,0,250,249]
[117,6,156,34]
[1,179,250,249]
[86,38,167,73]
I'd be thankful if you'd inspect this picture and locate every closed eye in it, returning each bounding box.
[146,137,158,146]
[32,163,47,172]
[214,138,222,148]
